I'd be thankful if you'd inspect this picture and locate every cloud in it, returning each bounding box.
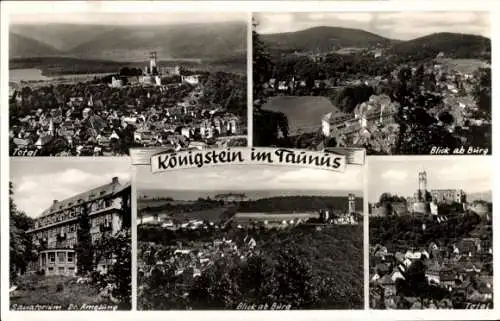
[138,164,362,192]
[381,170,408,181]
[11,163,131,217]
[256,12,489,39]
[10,12,247,25]
[368,157,491,202]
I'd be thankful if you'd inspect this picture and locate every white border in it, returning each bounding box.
[1,1,499,321]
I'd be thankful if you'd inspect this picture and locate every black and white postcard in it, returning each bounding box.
[368,156,492,309]
[134,147,365,310]
[253,12,491,155]
[8,12,247,157]
[8,158,133,310]
[1,1,498,321]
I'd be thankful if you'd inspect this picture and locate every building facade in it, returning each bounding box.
[26,177,131,276]
[430,189,466,204]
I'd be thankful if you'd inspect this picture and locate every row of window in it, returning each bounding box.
[91,213,114,228]
[34,213,116,241]
[35,197,120,229]
[47,238,77,249]
[42,251,75,263]
[46,266,76,274]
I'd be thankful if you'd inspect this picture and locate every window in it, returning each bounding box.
[48,267,54,272]
[68,252,75,262]
[59,267,65,273]
[58,252,65,262]
[49,253,55,262]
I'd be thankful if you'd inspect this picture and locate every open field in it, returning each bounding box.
[261,96,340,135]
[439,58,490,74]
[10,275,112,308]
[171,206,236,223]
[137,199,195,211]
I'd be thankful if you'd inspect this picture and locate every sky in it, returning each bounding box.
[10,12,247,25]
[10,159,132,218]
[368,157,492,202]
[255,12,490,40]
[137,164,363,193]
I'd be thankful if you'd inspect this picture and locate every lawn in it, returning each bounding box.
[440,58,490,74]
[10,275,113,309]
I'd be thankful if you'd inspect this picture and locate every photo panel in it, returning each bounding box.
[9,11,248,157]
[252,12,491,156]
[9,158,133,311]
[134,147,366,310]
[368,156,493,309]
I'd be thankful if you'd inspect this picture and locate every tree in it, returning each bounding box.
[438,111,454,125]
[94,229,132,310]
[473,68,491,117]
[75,203,93,275]
[379,193,393,204]
[252,18,274,103]
[10,182,35,282]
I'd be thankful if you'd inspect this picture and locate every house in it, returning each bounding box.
[181,75,201,85]
[377,275,396,297]
[457,238,480,257]
[35,135,53,150]
[370,273,381,283]
[26,177,131,276]
[391,270,405,282]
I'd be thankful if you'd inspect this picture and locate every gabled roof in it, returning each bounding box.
[39,179,129,218]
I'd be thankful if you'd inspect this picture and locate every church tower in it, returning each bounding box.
[418,171,427,200]
[348,194,356,213]
[149,51,158,75]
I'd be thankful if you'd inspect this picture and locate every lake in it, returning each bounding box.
[10,68,114,83]
[10,68,51,82]
[262,96,341,135]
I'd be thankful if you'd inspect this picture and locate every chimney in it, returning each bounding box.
[112,177,119,184]
[53,200,58,204]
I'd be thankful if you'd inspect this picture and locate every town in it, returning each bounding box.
[9,52,247,156]
[253,18,491,155]
[369,170,493,309]
[137,193,363,310]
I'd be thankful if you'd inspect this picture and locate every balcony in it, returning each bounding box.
[90,203,122,216]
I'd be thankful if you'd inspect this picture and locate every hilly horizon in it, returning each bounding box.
[138,188,363,201]
[9,22,246,61]
[260,26,490,58]
[261,26,395,52]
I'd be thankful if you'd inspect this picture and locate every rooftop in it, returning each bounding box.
[39,177,129,218]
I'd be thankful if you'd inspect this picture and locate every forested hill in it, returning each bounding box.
[10,22,246,61]
[238,195,363,213]
[261,26,394,52]
[369,213,486,251]
[10,33,62,58]
[261,27,489,62]
[387,32,491,61]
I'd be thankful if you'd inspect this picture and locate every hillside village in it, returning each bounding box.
[369,171,492,309]
[9,52,246,156]
[137,194,363,309]
[254,26,491,155]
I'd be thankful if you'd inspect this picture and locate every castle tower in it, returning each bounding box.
[418,171,427,198]
[149,51,158,75]
[348,194,356,213]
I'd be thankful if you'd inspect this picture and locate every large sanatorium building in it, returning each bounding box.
[26,177,131,276]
